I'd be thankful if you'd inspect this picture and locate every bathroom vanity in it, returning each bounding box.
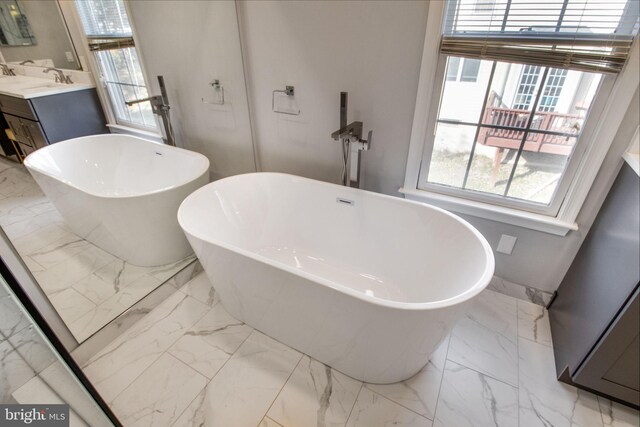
[549,160,640,407]
[0,76,107,160]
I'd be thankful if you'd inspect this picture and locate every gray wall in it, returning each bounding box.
[0,0,78,69]
[121,1,637,294]
[237,2,639,293]
[238,0,428,196]
[127,1,255,181]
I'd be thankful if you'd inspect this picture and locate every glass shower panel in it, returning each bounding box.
[0,273,116,426]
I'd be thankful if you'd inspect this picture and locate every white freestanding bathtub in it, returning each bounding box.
[24,134,209,267]
[178,173,494,383]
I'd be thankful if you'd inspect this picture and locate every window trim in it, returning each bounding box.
[402,0,640,236]
[63,0,159,134]
[417,55,615,217]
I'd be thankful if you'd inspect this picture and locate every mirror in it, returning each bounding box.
[0,0,35,46]
[0,0,80,69]
[0,0,255,348]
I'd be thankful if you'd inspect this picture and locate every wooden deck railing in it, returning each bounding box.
[478,106,580,155]
[476,105,582,184]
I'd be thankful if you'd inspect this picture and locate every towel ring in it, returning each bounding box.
[272,85,300,116]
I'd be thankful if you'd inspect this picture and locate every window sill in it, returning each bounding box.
[107,124,163,143]
[399,187,578,236]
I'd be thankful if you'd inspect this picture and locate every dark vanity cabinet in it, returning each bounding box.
[0,89,107,160]
[549,162,640,407]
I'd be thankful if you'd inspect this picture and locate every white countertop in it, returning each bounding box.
[0,75,94,99]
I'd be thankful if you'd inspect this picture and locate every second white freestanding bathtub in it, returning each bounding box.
[24,134,209,267]
[178,173,494,383]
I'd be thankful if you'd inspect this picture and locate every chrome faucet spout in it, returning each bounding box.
[125,95,162,107]
[0,63,15,76]
[124,76,176,147]
[330,92,372,188]
[331,121,363,140]
[43,67,72,84]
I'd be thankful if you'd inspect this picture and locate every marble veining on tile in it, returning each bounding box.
[433,360,518,427]
[70,280,181,367]
[76,272,638,427]
[69,275,164,342]
[598,397,640,427]
[447,290,519,387]
[0,339,37,403]
[178,269,217,307]
[489,276,554,307]
[11,223,72,255]
[0,157,199,343]
[11,375,89,427]
[519,337,604,427]
[346,387,431,426]
[48,288,96,325]
[28,234,92,270]
[180,301,252,354]
[173,330,301,427]
[82,292,209,402]
[260,416,285,427]
[268,355,362,427]
[365,335,449,420]
[517,299,553,347]
[110,353,207,426]
[6,326,57,374]
[167,301,252,379]
[167,261,203,291]
[37,361,113,427]
[0,293,30,338]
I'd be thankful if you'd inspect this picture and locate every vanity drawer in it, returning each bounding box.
[20,118,48,149]
[0,94,37,120]
[4,113,48,148]
[15,140,36,161]
[4,113,27,141]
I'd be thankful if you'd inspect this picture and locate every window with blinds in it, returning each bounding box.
[75,0,134,50]
[418,0,638,214]
[74,0,156,129]
[441,0,639,73]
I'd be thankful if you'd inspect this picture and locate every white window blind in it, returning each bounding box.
[441,0,639,73]
[74,0,155,129]
[75,0,134,51]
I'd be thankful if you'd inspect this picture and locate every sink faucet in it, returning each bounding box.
[43,67,73,84]
[0,64,15,76]
[331,92,372,187]
[19,60,35,65]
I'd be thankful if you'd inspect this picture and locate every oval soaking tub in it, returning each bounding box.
[24,134,209,267]
[178,173,494,383]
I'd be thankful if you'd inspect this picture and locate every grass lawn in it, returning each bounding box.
[427,149,566,205]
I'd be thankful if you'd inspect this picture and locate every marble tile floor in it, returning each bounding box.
[0,158,195,342]
[82,272,640,427]
[12,361,108,427]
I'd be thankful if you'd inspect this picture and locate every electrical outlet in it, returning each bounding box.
[497,234,517,255]
[65,51,75,63]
